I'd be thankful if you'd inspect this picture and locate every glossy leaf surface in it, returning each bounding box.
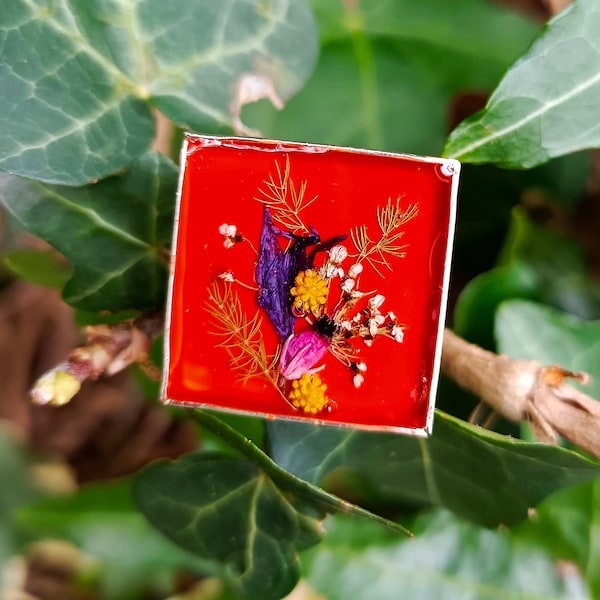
[303,511,589,599]
[268,411,600,527]
[516,479,600,599]
[0,0,317,184]
[245,0,536,155]
[496,300,600,400]
[134,452,324,600]
[0,151,177,311]
[444,0,600,167]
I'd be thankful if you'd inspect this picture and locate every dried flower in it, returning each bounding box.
[219,223,241,249]
[325,263,344,279]
[353,373,364,388]
[256,207,296,341]
[291,269,329,315]
[329,245,348,264]
[391,325,404,343]
[279,329,330,380]
[347,263,363,278]
[218,271,236,283]
[341,278,355,293]
[368,294,386,312]
[288,373,329,414]
[219,223,237,237]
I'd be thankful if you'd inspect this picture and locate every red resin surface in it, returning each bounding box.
[164,135,459,435]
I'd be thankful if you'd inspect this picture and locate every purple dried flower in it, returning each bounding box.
[279,329,330,380]
[256,207,296,341]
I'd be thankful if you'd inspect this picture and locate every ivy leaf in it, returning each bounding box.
[516,479,600,598]
[16,479,208,600]
[0,0,318,185]
[0,151,177,311]
[496,300,600,400]
[267,410,600,528]
[4,248,73,289]
[444,0,600,168]
[245,0,537,154]
[134,452,325,600]
[302,511,588,599]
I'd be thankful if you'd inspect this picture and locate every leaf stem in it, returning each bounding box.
[191,410,412,537]
[345,5,384,149]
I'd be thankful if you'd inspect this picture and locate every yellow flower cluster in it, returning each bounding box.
[290,269,329,315]
[288,373,329,414]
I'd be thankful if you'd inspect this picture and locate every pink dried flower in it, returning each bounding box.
[279,330,330,380]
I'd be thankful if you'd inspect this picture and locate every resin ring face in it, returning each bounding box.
[163,135,459,436]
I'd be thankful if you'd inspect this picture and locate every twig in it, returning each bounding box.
[441,328,600,459]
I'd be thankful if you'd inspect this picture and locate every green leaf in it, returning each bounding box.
[267,411,600,528]
[495,300,600,400]
[497,209,600,319]
[515,479,600,598]
[0,0,318,185]
[453,262,539,350]
[4,248,72,289]
[453,206,600,349]
[16,479,207,600]
[134,452,324,600]
[0,150,177,311]
[303,511,588,599]
[245,0,536,154]
[0,427,39,586]
[444,0,600,168]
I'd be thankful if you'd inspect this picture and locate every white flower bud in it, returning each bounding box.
[341,278,355,293]
[329,245,348,264]
[347,263,363,278]
[368,294,385,311]
[391,325,404,343]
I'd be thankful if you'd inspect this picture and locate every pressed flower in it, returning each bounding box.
[288,373,329,414]
[341,278,355,293]
[291,269,329,315]
[353,373,364,388]
[391,324,405,343]
[347,263,363,278]
[218,270,235,283]
[368,294,385,312]
[256,207,296,341]
[329,245,348,264]
[279,329,330,380]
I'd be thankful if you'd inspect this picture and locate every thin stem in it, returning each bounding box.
[345,5,384,149]
[191,410,412,537]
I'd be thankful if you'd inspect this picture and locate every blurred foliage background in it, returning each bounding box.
[1,0,600,598]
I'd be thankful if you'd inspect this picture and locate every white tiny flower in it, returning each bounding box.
[364,338,374,347]
[341,320,352,331]
[329,245,348,264]
[219,223,229,235]
[326,263,344,279]
[375,314,385,325]
[387,311,396,321]
[226,224,237,237]
[218,271,235,283]
[341,278,355,293]
[348,263,363,278]
[368,319,379,337]
[391,325,404,343]
[353,373,364,388]
[223,238,235,249]
[368,294,385,312]
[356,362,367,373]
[352,313,362,323]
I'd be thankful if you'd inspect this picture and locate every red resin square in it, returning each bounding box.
[163,135,459,435]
